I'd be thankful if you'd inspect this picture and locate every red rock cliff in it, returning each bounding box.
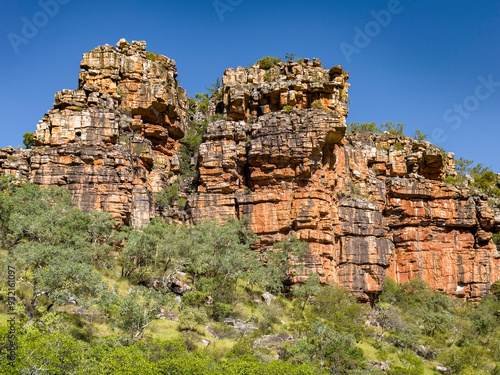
[1,42,499,301]
[190,57,500,301]
[1,39,188,226]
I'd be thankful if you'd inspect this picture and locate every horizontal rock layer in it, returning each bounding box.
[1,42,499,300]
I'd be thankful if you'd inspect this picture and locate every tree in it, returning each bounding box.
[414,129,427,141]
[262,235,309,293]
[114,286,169,339]
[1,183,112,319]
[348,122,380,133]
[256,56,283,69]
[381,121,405,136]
[22,132,35,149]
[292,273,321,311]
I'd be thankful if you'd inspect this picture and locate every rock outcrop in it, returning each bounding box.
[1,42,499,301]
[190,59,500,301]
[1,39,188,226]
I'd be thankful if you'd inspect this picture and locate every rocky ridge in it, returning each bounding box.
[1,40,499,301]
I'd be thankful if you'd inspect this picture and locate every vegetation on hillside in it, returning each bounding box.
[347,121,408,137]
[1,178,500,374]
[444,158,500,208]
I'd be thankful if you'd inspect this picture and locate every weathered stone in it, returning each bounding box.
[1,40,188,226]
[1,42,498,301]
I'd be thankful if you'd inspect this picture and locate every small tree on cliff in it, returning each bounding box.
[22,132,35,149]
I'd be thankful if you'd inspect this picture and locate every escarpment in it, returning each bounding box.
[1,39,188,227]
[1,40,499,301]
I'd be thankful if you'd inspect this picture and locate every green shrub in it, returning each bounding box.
[493,233,500,246]
[283,105,293,111]
[146,51,158,61]
[381,121,405,136]
[155,183,180,207]
[311,100,323,109]
[178,306,208,331]
[392,141,404,151]
[256,56,282,69]
[22,132,35,149]
[348,122,380,133]
[414,129,427,141]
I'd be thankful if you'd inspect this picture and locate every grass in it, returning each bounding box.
[357,340,442,374]
[145,319,181,340]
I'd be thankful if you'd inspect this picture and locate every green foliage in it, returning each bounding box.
[443,157,500,206]
[191,92,210,114]
[492,280,500,298]
[155,183,180,207]
[348,122,380,133]
[207,78,223,102]
[311,100,324,109]
[22,132,35,149]
[292,273,321,310]
[264,71,276,82]
[264,235,309,293]
[285,52,296,61]
[493,233,500,246]
[413,129,427,141]
[392,141,404,151]
[2,181,500,374]
[256,56,283,69]
[179,119,208,183]
[381,121,405,136]
[347,121,405,136]
[146,51,157,61]
[283,105,293,111]
[132,144,148,155]
[115,286,168,339]
[0,183,114,319]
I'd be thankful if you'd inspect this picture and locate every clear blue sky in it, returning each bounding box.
[1,0,499,170]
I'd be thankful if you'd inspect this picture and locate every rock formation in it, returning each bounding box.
[1,41,499,301]
[1,39,188,226]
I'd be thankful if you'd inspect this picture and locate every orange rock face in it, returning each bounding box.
[0,40,188,226]
[1,43,499,300]
[190,61,500,301]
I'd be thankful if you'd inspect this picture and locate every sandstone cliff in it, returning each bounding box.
[1,39,188,226]
[1,41,499,301]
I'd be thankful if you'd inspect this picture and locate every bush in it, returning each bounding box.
[256,56,282,69]
[155,183,180,207]
[348,122,380,133]
[381,121,405,136]
[414,129,427,141]
[311,100,323,109]
[146,51,157,61]
[22,132,35,148]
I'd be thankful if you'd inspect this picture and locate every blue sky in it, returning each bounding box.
[1,0,499,170]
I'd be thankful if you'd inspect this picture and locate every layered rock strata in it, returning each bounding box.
[1,43,499,300]
[191,60,500,301]
[1,39,188,226]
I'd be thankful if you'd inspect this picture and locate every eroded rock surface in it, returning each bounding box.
[1,39,188,226]
[1,44,498,300]
[190,61,499,301]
